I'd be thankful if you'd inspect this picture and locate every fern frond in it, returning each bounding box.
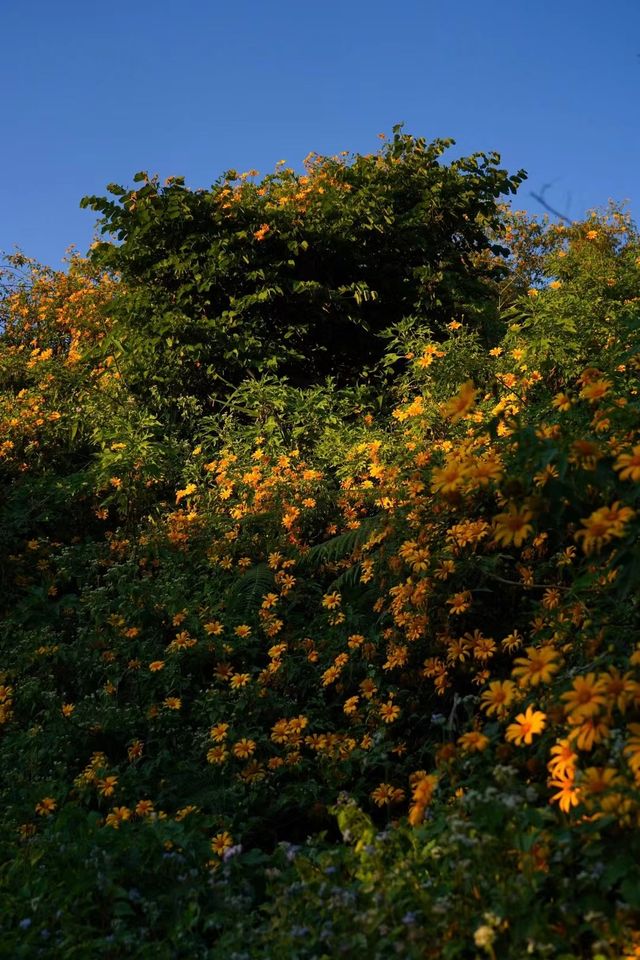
[303,515,382,569]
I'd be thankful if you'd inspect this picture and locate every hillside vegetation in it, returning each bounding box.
[1,130,640,959]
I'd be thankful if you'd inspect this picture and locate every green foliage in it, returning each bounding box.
[80,128,525,423]
[1,138,640,958]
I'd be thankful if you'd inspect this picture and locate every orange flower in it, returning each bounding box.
[379,701,401,724]
[480,679,516,717]
[371,783,405,806]
[253,223,270,241]
[547,739,577,779]
[232,738,256,759]
[512,645,560,688]
[614,445,640,482]
[440,381,477,422]
[505,706,546,746]
[457,730,489,752]
[447,590,472,615]
[580,378,612,403]
[207,746,228,765]
[574,502,635,554]
[493,503,534,548]
[210,723,229,742]
[548,773,581,813]
[561,673,607,720]
[211,831,233,855]
[97,775,118,797]
[431,459,466,495]
[35,797,57,816]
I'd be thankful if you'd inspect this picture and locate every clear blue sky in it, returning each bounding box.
[2,0,639,267]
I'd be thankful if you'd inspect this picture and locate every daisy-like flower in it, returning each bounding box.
[480,679,516,717]
[232,738,256,759]
[561,673,608,720]
[206,746,228,765]
[371,783,404,807]
[457,730,490,752]
[512,645,561,687]
[547,739,578,779]
[35,797,57,816]
[97,775,118,797]
[548,773,580,813]
[105,806,132,829]
[614,445,640,482]
[580,378,612,403]
[379,701,401,724]
[574,502,635,554]
[440,381,477,423]
[210,723,229,742]
[431,459,466,495]
[505,705,546,746]
[211,831,234,856]
[493,503,534,548]
[446,590,472,615]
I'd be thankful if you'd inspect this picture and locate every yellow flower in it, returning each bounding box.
[579,378,612,403]
[505,705,546,746]
[232,738,256,759]
[614,445,640,482]
[548,773,580,813]
[547,739,577,779]
[561,673,607,720]
[371,783,405,806]
[210,723,229,742]
[35,797,57,816]
[574,502,635,554]
[512,645,560,687]
[207,746,229,765]
[480,680,516,717]
[440,381,477,423]
[457,730,490,752]
[211,831,233,855]
[163,697,181,710]
[493,504,534,548]
[175,483,197,503]
[551,392,572,412]
[229,673,251,689]
[445,590,472,616]
[105,806,132,829]
[97,775,118,797]
[379,700,401,724]
[568,716,610,751]
[321,591,342,610]
[61,703,75,717]
[431,459,466,495]
[253,223,270,241]
[149,660,165,672]
[135,799,155,817]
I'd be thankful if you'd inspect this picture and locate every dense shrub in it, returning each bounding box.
[1,135,639,958]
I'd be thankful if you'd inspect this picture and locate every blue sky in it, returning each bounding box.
[2,0,639,267]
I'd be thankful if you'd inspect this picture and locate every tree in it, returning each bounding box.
[81,128,526,421]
